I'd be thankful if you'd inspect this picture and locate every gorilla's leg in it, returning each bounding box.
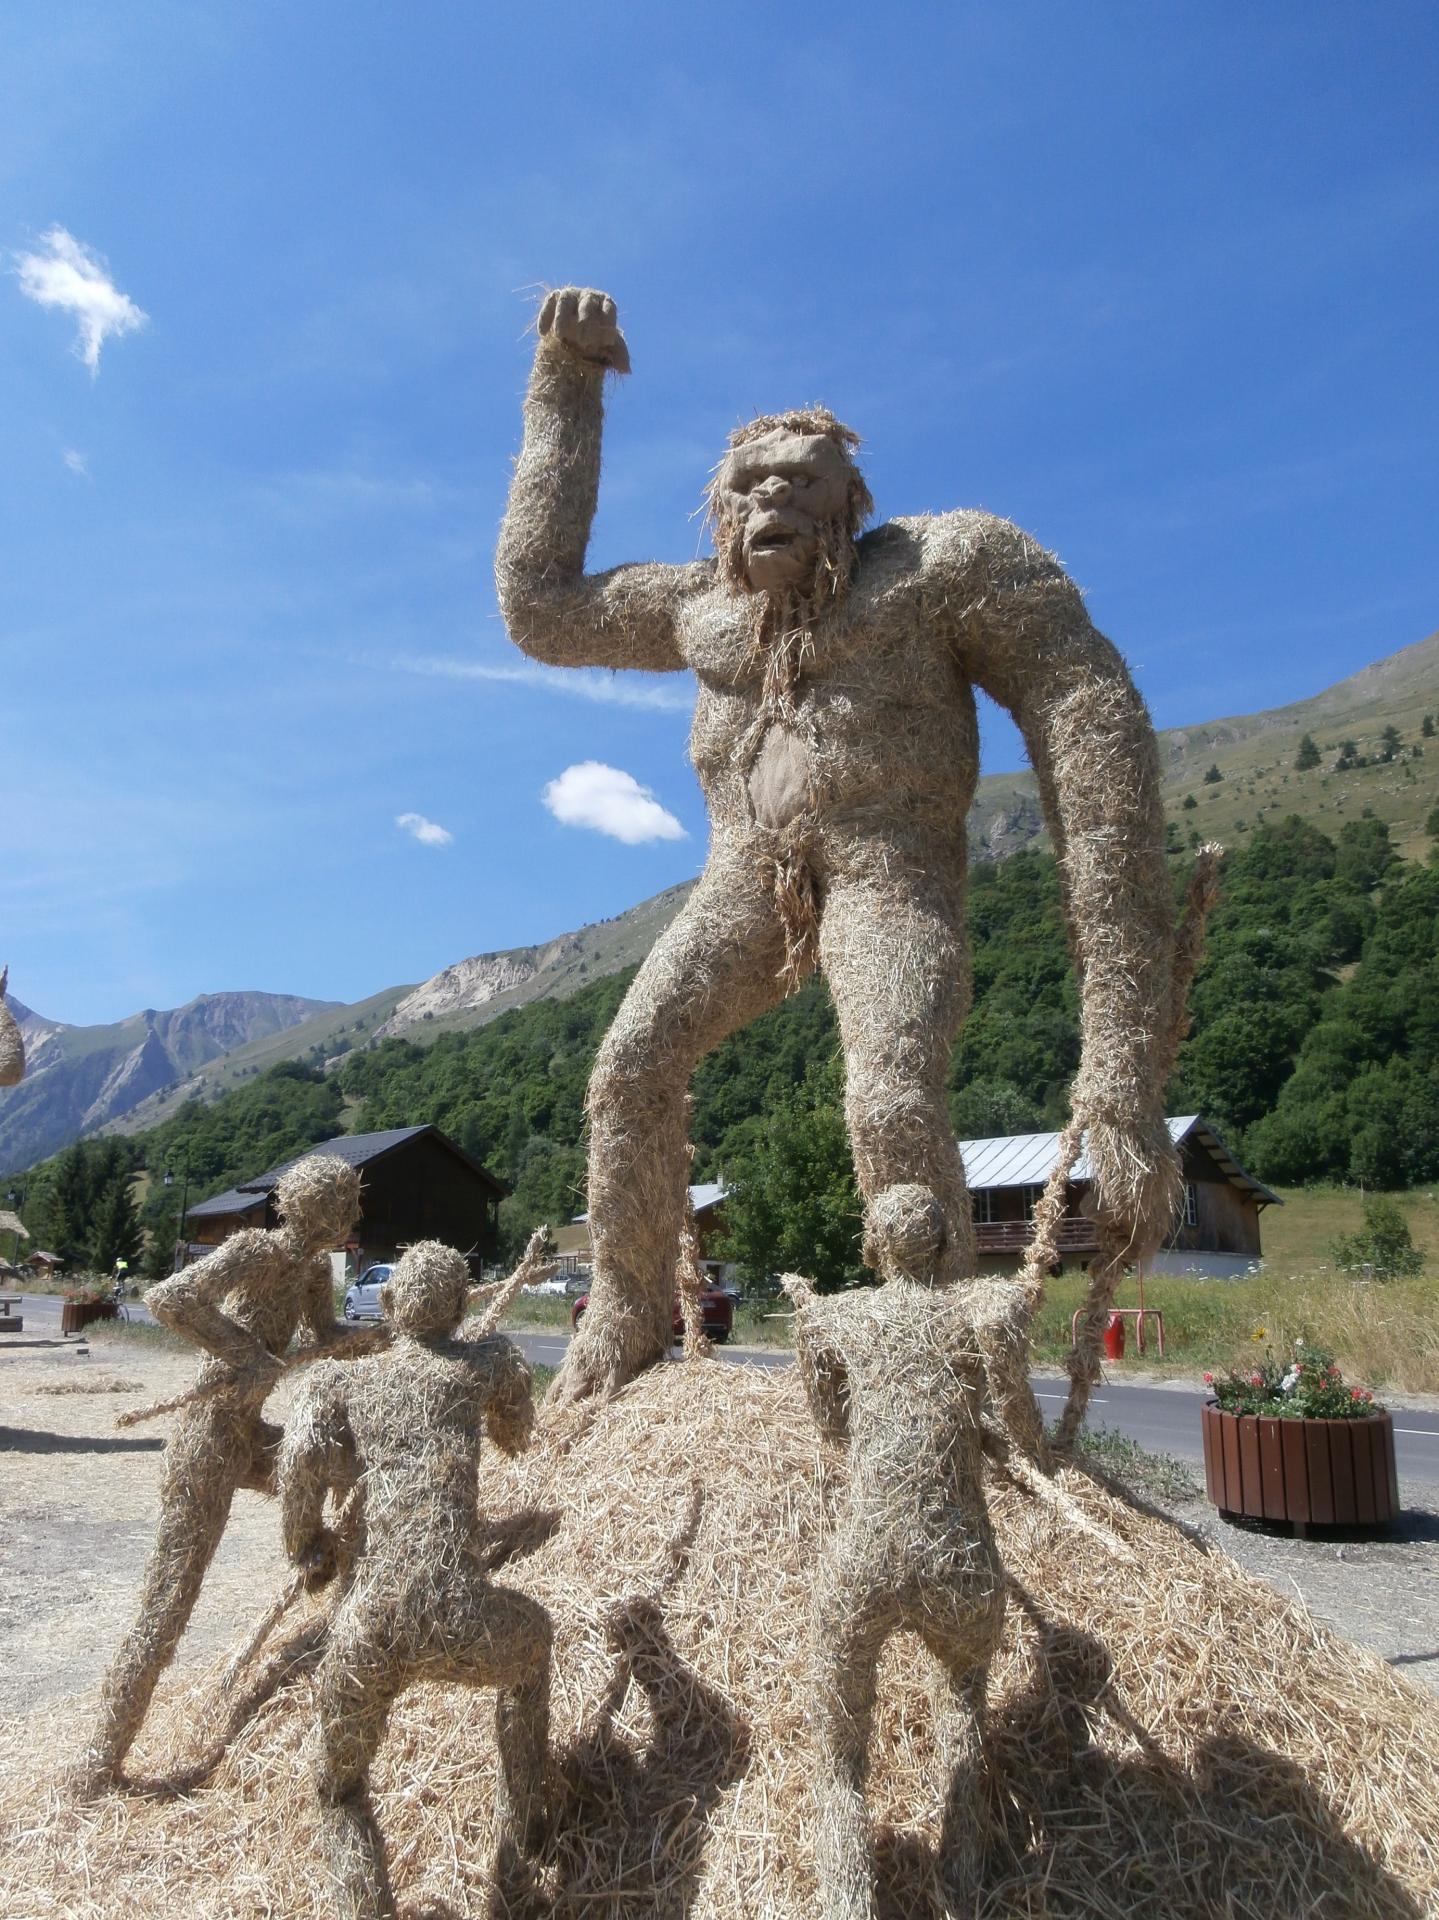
[819,833,976,1283]
[69,1417,239,1792]
[556,844,789,1404]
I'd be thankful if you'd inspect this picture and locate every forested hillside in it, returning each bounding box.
[17,813,1439,1278]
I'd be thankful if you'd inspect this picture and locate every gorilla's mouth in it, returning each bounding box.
[748,518,802,553]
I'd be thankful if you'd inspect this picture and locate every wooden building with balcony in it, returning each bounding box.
[962,1115,1279,1278]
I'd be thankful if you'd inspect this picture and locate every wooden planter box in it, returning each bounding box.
[60,1299,118,1336]
[1201,1400,1399,1530]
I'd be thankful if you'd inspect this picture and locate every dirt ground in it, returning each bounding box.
[2,1328,1437,1732]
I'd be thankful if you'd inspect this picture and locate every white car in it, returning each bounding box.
[343,1264,393,1322]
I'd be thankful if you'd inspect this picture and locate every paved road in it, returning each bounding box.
[509,1331,1439,1487]
[2,1291,156,1337]
[6,1301,1435,1487]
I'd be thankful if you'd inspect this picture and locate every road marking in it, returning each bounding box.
[1035,1392,1107,1405]
[1394,1427,1439,1438]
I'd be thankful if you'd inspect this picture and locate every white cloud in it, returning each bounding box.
[15,227,147,374]
[61,448,88,476]
[390,651,693,715]
[542,762,686,845]
[396,811,453,847]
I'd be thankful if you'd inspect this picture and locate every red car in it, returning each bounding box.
[570,1284,733,1344]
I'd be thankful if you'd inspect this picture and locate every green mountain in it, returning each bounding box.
[969,627,1439,861]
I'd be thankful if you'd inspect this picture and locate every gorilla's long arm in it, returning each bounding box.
[928,515,1181,1258]
[495,336,704,672]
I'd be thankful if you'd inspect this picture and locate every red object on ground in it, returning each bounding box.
[570,1286,734,1344]
[1102,1310,1126,1361]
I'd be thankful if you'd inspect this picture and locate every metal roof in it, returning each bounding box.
[574,1181,727,1226]
[960,1115,1281,1206]
[186,1186,269,1219]
[247,1126,505,1196]
[185,1126,506,1225]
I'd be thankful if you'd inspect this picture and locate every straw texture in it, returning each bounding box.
[496,290,1182,1409]
[65,1154,363,1794]
[0,966,24,1086]
[782,1273,1004,1917]
[11,1360,1437,1918]
[279,1239,549,1919]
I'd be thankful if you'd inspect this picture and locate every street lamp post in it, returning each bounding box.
[163,1157,192,1272]
[4,1187,23,1267]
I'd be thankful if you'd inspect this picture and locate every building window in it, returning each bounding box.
[1183,1183,1198,1228]
[971,1188,995,1225]
[1022,1185,1043,1224]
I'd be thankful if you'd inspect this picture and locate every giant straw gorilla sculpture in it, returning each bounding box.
[497,289,1180,1407]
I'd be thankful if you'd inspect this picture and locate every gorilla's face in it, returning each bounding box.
[716,428,853,593]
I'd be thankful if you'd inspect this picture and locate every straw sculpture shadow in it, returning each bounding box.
[0,1423,164,1454]
[869,1585,1429,1920]
[548,1595,751,1920]
[496,286,1189,1417]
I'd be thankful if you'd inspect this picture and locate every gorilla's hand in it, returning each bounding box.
[1080,1112,1183,1265]
[538,286,630,373]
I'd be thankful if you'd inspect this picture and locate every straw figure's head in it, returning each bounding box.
[863,1182,947,1283]
[273,1155,362,1255]
[706,408,873,609]
[0,967,23,1088]
[379,1239,471,1338]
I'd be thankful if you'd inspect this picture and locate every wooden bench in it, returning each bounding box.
[0,1293,23,1334]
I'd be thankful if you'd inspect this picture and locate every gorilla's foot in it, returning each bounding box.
[57,1753,118,1802]
[545,1307,668,1409]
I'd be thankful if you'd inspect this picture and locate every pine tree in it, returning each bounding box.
[1294,733,1321,771]
[92,1171,143,1273]
[1203,764,1222,785]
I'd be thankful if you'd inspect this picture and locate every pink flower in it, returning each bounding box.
[1250,1372,1263,1388]
[1203,1371,1214,1385]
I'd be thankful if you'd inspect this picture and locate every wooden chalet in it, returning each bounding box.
[962,1115,1279,1277]
[183,1125,506,1276]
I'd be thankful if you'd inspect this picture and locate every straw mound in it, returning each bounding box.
[5,1361,1437,1919]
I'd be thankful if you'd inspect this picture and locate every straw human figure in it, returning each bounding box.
[66,1152,363,1796]
[781,1252,1006,1919]
[0,967,24,1086]
[278,1239,551,1920]
[497,288,1182,1409]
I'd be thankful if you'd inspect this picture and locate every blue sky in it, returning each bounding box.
[4,2,1436,1025]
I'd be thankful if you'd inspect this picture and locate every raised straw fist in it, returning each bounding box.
[538,286,630,373]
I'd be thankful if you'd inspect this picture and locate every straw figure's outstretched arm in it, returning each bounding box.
[0,968,23,1087]
[279,1361,356,1591]
[467,1336,536,1458]
[495,287,704,672]
[146,1233,287,1386]
[933,519,1181,1260]
[780,1276,851,1444]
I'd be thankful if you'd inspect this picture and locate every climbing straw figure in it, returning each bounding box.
[67,1152,363,1795]
[279,1239,552,1920]
[497,288,1183,1408]
[782,1262,1006,1918]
